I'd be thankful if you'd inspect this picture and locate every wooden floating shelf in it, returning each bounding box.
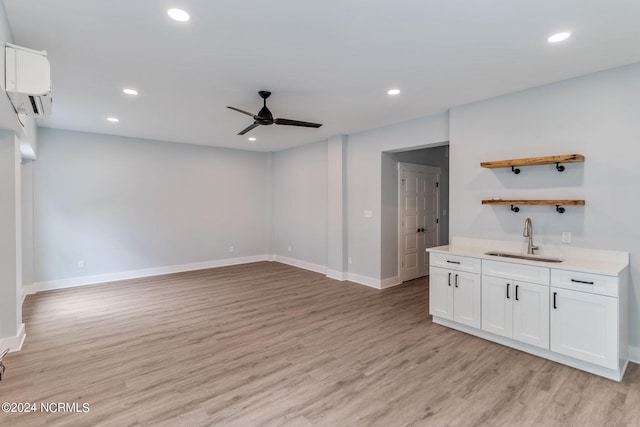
[482,199,585,214]
[480,154,584,173]
[482,199,585,206]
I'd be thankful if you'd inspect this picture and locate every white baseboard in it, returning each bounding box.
[347,273,382,289]
[380,276,402,289]
[0,323,25,353]
[272,255,327,275]
[24,254,402,297]
[629,345,640,364]
[326,269,348,281]
[25,255,269,294]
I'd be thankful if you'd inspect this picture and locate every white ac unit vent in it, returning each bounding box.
[5,43,52,116]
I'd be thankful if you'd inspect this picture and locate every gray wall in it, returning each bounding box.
[0,132,21,339]
[272,140,328,267]
[347,114,450,281]
[21,159,34,291]
[449,62,640,348]
[33,128,270,283]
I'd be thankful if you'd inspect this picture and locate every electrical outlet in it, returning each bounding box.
[288,245,292,252]
[229,246,234,253]
[77,260,85,269]
[562,232,571,243]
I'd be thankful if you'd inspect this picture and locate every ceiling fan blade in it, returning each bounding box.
[227,106,256,118]
[238,122,259,135]
[274,118,322,128]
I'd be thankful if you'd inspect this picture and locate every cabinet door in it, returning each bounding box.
[550,288,617,369]
[513,281,549,349]
[429,267,453,320]
[453,271,481,328]
[481,276,513,338]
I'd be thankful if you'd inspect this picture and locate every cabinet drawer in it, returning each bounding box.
[482,260,549,285]
[551,269,618,297]
[430,253,481,274]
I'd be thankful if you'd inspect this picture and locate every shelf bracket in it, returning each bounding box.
[556,205,566,214]
[511,166,520,174]
[555,162,565,172]
[510,205,520,213]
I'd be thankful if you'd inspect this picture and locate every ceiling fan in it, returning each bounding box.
[227,91,323,135]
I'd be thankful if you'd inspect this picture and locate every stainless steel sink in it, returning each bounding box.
[485,251,564,263]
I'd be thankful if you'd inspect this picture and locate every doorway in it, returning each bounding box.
[380,144,449,284]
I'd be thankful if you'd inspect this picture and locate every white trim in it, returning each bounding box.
[629,345,640,364]
[380,276,402,289]
[0,323,25,353]
[347,273,382,289]
[326,269,348,281]
[25,255,269,294]
[272,255,327,275]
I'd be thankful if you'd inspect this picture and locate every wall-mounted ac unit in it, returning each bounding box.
[5,43,52,116]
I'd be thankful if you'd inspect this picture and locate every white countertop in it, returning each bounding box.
[427,237,629,276]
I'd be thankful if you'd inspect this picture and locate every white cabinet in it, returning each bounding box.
[513,281,549,348]
[429,254,481,329]
[550,270,623,370]
[481,261,549,349]
[427,245,628,381]
[452,271,482,328]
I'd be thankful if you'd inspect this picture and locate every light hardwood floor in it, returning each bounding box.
[1,261,639,426]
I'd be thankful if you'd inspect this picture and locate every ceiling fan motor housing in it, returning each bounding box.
[227,91,322,135]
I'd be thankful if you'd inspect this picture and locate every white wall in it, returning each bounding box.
[272,140,328,269]
[449,62,640,347]
[33,128,270,286]
[347,113,449,282]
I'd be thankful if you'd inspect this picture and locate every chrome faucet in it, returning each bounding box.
[523,218,539,255]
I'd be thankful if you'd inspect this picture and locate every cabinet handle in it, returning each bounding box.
[570,278,594,285]
[455,274,459,288]
[506,283,510,299]
[446,260,461,265]
[515,285,519,301]
[448,272,451,287]
[553,292,558,309]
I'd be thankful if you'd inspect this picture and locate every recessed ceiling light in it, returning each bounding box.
[248,137,256,141]
[168,8,190,22]
[107,117,119,123]
[387,89,401,95]
[123,88,138,95]
[548,32,571,43]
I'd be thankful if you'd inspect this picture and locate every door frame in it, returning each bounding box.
[397,162,441,282]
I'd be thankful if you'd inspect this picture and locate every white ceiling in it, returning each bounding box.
[3,1,640,152]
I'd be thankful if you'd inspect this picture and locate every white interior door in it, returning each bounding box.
[399,163,440,282]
